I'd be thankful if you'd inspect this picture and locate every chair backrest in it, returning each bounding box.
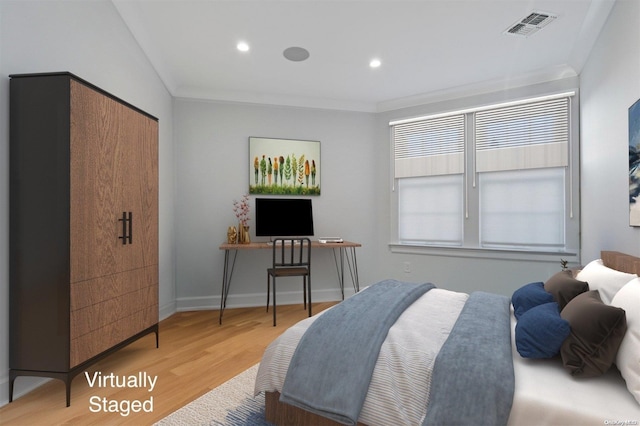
[271,237,311,269]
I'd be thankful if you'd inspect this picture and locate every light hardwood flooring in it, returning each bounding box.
[0,302,337,425]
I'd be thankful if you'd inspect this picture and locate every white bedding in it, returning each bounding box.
[255,287,640,425]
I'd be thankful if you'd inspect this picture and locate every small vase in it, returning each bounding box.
[238,224,251,244]
[227,226,237,244]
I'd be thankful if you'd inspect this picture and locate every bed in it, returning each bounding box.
[254,251,640,425]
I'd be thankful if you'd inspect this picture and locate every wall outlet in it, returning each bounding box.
[403,261,411,273]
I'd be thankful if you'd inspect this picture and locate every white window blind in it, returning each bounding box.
[475,98,569,172]
[479,168,565,249]
[393,114,464,178]
[398,175,463,245]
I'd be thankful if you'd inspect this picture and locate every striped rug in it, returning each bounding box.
[155,364,272,425]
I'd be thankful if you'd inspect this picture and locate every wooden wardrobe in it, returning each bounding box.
[9,72,159,406]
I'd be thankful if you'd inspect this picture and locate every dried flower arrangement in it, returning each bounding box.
[233,194,251,226]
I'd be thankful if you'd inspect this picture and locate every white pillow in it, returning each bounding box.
[576,259,637,304]
[611,278,640,405]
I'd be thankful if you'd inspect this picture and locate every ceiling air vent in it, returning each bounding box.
[504,11,557,37]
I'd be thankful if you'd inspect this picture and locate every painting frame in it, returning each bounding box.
[630,98,640,226]
[249,137,321,196]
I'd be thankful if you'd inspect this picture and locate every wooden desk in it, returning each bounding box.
[218,240,361,324]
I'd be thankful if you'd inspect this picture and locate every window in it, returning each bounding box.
[394,113,465,246]
[391,92,578,257]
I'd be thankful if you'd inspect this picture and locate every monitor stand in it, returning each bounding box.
[267,237,304,245]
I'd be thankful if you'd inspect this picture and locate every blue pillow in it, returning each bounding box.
[512,281,555,319]
[515,302,570,359]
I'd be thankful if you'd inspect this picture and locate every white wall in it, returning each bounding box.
[158,0,640,313]
[0,0,176,405]
[173,78,588,307]
[579,0,640,260]
[174,99,377,309]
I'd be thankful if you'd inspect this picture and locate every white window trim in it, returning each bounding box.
[388,243,579,263]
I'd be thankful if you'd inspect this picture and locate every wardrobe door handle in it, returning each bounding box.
[119,211,128,245]
[118,211,133,245]
[127,212,133,244]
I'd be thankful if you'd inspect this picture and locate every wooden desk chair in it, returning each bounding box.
[267,237,311,326]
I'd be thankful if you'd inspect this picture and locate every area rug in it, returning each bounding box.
[155,364,273,425]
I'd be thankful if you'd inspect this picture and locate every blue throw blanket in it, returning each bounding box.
[280,280,434,425]
[423,291,515,426]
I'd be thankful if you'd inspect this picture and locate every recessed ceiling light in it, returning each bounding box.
[237,41,250,52]
[370,58,381,68]
[283,46,310,62]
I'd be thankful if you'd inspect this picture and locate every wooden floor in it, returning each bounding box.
[0,302,337,425]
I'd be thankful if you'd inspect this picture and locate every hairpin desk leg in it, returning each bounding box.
[219,249,238,324]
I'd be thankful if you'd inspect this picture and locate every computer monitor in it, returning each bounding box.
[255,198,314,237]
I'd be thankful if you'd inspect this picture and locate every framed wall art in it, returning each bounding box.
[249,137,320,196]
[630,98,640,226]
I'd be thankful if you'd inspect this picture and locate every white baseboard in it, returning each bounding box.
[0,372,50,408]
[176,288,344,312]
[159,300,177,321]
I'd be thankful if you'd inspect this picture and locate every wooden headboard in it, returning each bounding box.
[601,251,640,275]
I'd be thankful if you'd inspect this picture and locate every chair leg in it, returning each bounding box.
[272,277,277,326]
[303,277,307,310]
[266,274,270,312]
[307,275,312,318]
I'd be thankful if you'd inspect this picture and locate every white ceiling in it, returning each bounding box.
[112,0,616,112]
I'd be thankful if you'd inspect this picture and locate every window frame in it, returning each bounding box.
[389,89,580,262]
